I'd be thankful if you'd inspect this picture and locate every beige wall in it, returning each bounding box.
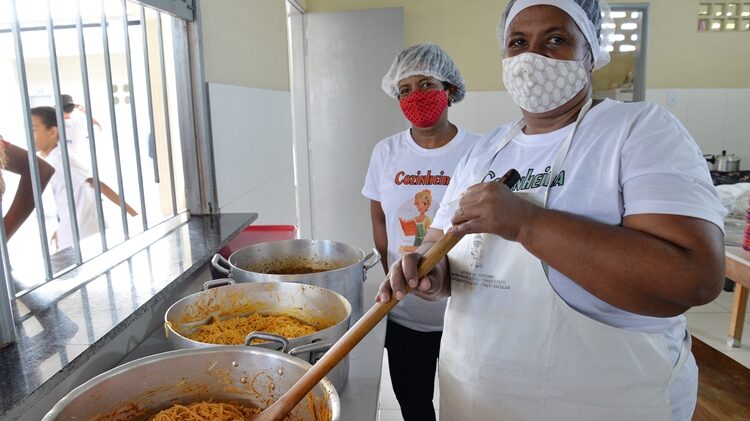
[307,0,505,91]
[307,0,750,90]
[200,0,290,91]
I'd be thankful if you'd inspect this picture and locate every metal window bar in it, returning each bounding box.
[0,211,13,297]
[47,0,84,265]
[0,22,117,34]
[0,209,17,345]
[76,0,108,252]
[101,0,131,239]
[121,0,149,230]
[157,12,178,215]
[140,6,160,184]
[11,0,54,281]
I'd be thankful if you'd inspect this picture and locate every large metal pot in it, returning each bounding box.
[716,151,741,172]
[212,239,380,322]
[703,154,717,171]
[165,280,352,391]
[43,346,339,420]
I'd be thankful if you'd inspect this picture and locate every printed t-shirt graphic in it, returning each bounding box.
[362,127,481,332]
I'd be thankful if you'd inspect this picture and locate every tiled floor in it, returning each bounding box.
[376,290,750,420]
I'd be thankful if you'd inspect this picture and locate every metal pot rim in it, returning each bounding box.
[44,346,340,420]
[165,282,352,346]
[227,239,367,274]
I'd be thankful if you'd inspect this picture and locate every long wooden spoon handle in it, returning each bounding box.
[256,168,520,421]
[254,236,460,421]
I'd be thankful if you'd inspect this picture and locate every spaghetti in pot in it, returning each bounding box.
[186,313,319,345]
[149,401,260,420]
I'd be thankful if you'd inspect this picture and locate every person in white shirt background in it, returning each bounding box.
[30,106,136,251]
[377,1,726,420]
[61,94,101,167]
[362,43,481,421]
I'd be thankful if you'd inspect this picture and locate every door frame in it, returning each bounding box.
[609,3,650,102]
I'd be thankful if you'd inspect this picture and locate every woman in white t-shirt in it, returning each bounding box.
[362,43,480,421]
[377,1,726,421]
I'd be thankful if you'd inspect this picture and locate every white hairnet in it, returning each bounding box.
[497,0,614,70]
[382,43,466,103]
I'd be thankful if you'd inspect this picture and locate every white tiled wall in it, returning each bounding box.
[449,91,522,134]
[209,83,298,224]
[451,88,750,170]
[648,88,750,166]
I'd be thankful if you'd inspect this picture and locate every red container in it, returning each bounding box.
[218,225,298,259]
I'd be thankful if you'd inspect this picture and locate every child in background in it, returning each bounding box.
[61,94,101,166]
[0,135,55,239]
[30,106,137,251]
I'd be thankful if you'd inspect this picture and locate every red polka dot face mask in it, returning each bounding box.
[399,90,449,128]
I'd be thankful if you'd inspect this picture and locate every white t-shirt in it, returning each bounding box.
[433,98,726,362]
[363,127,481,332]
[64,114,90,165]
[47,145,101,250]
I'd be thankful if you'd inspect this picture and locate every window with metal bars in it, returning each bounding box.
[0,0,197,302]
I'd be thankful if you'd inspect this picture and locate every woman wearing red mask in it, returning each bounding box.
[362,43,480,421]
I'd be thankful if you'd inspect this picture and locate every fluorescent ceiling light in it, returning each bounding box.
[610,11,626,19]
[621,22,638,30]
[619,44,636,52]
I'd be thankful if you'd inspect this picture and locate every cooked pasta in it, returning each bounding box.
[149,401,260,420]
[186,313,319,345]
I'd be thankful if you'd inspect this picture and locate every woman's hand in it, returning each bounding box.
[448,180,541,241]
[376,228,449,303]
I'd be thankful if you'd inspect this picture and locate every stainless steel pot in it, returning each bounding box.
[43,346,339,420]
[165,280,352,391]
[703,154,717,171]
[716,151,741,172]
[212,239,380,322]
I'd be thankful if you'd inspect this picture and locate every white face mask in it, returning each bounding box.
[502,52,590,113]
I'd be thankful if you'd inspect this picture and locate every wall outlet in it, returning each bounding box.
[667,90,679,107]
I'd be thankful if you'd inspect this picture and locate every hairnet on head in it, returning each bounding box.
[497,0,614,70]
[382,43,466,103]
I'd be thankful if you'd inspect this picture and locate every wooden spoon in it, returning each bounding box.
[255,168,520,421]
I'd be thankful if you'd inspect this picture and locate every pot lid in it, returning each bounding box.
[717,154,741,162]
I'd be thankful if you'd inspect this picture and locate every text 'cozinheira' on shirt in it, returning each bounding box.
[393,170,451,186]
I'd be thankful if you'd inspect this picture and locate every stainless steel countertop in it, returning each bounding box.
[0,213,257,420]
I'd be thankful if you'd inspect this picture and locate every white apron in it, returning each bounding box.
[439,99,691,420]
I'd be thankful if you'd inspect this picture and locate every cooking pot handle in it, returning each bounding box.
[244,332,290,353]
[362,248,381,278]
[202,278,235,291]
[289,341,333,364]
[211,254,232,276]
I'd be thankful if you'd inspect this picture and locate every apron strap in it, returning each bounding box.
[542,97,593,206]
